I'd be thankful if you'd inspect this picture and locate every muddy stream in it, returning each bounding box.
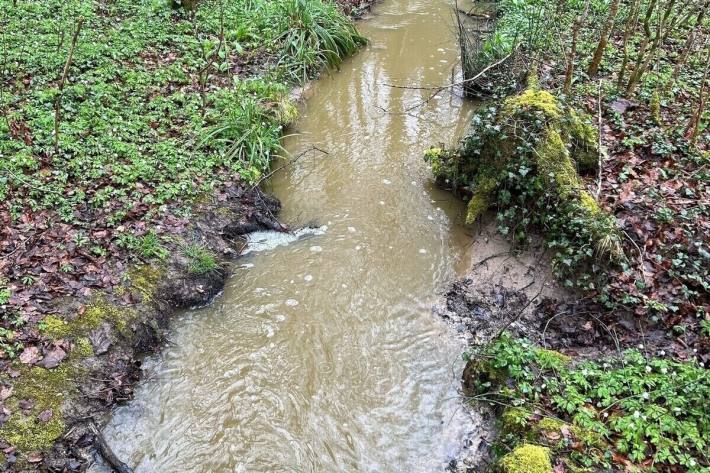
[101,1,480,470]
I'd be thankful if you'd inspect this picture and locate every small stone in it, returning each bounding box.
[37,409,53,422]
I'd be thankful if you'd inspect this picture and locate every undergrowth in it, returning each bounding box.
[465,335,710,471]
[0,0,362,231]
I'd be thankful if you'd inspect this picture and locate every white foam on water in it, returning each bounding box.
[243,225,327,254]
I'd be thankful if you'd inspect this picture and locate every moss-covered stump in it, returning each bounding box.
[424,78,622,289]
[498,444,552,473]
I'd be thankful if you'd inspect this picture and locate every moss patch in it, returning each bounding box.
[39,315,73,340]
[498,444,552,473]
[39,297,136,341]
[501,407,531,434]
[126,265,165,303]
[0,365,75,455]
[534,348,572,369]
[75,337,94,358]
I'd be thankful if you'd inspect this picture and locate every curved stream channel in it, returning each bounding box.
[101,0,478,470]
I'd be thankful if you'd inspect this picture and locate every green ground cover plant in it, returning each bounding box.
[426,81,621,291]
[0,0,363,318]
[434,1,709,471]
[443,0,708,338]
[466,335,710,472]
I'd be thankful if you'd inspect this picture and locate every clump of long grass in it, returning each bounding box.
[199,81,288,176]
[275,0,366,83]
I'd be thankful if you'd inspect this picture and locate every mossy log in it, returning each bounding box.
[425,78,621,260]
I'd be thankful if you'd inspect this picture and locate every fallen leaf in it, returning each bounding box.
[18,399,34,413]
[37,346,67,369]
[19,346,40,365]
[0,386,13,402]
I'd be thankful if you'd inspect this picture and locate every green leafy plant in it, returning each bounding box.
[466,335,710,471]
[0,287,10,305]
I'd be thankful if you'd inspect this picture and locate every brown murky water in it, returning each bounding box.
[102,1,478,471]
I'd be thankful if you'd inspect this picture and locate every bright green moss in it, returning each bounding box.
[466,194,489,223]
[126,265,164,303]
[503,88,562,120]
[466,176,499,223]
[578,191,601,215]
[0,365,74,454]
[39,297,135,341]
[39,315,72,339]
[567,109,598,170]
[74,337,94,358]
[498,444,553,473]
[501,408,531,434]
[536,130,579,197]
[83,299,129,332]
[535,348,572,369]
[537,417,566,433]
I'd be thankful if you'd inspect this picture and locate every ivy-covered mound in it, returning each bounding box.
[464,335,710,472]
[424,80,622,290]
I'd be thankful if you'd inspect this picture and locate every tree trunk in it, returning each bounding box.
[564,1,589,95]
[625,0,660,95]
[664,9,705,93]
[617,0,641,88]
[686,42,709,144]
[54,17,84,155]
[588,0,620,77]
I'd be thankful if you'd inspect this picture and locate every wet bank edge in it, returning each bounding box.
[28,185,287,472]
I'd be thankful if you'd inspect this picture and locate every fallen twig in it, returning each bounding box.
[471,251,510,269]
[493,274,548,340]
[248,145,329,192]
[89,420,134,473]
[596,79,603,200]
